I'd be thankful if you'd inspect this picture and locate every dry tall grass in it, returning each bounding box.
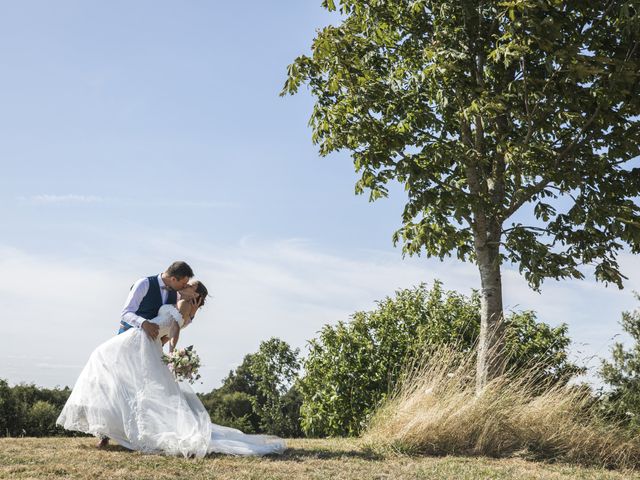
[363,346,640,470]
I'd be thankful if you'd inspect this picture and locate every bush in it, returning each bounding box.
[299,282,581,437]
[0,380,73,437]
[28,401,60,436]
[202,391,257,433]
[599,294,640,429]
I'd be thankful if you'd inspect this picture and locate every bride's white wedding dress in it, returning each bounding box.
[56,305,286,458]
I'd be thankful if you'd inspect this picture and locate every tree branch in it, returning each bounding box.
[397,152,470,198]
[502,178,551,222]
[520,57,533,145]
[556,104,602,161]
[502,104,604,222]
[502,225,550,234]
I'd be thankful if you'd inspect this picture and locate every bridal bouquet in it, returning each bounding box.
[162,345,202,384]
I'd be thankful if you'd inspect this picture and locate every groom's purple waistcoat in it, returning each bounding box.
[118,275,177,334]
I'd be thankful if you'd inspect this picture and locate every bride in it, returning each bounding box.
[56,281,286,457]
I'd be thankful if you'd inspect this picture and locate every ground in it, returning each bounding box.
[1,437,638,479]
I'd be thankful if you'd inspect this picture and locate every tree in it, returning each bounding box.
[300,282,581,436]
[0,379,19,437]
[283,0,640,389]
[248,338,302,437]
[199,338,302,437]
[600,294,640,429]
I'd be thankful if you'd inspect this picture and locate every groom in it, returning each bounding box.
[119,260,195,340]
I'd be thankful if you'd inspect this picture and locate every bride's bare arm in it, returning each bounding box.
[168,320,180,353]
[169,300,194,352]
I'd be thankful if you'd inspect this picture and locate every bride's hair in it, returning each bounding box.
[192,281,209,306]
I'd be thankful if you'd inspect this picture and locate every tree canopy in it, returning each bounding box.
[284,0,640,386]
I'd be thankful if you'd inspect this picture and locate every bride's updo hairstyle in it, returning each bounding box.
[193,281,209,306]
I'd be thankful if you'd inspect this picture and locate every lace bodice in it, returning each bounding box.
[150,305,184,339]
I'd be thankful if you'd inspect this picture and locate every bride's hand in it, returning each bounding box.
[183,297,202,327]
[177,296,202,325]
[179,284,198,300]
[190,296,203,311]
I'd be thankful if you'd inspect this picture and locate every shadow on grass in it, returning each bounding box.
[278,447,383,462]
[208,447,383,463]
[77,443,132,453]
[75,439,384,462]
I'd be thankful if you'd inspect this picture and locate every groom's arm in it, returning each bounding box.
[121,278,150,329]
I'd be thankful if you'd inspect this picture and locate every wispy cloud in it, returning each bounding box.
[17,195,236,209]
[35,363,84,369]
[23,194,104,204]
[142,200,236,209]
[0,237,637,393]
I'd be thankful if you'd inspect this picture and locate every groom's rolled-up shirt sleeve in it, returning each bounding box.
[121,278,150,329]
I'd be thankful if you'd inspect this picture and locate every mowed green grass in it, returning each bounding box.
[1,437,638,480]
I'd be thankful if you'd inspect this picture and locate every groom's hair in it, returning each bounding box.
[165,261,194,279]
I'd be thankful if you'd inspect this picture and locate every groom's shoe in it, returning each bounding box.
[96,437,109,449]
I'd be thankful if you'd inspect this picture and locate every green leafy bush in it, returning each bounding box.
[201,390,257,432]
[600,294,640,429]
[0,381,73,437]
[28,401,60,436]
[300,282,581,437]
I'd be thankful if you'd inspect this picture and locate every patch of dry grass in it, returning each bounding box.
[1,437,639,480]
[363,346,640,470]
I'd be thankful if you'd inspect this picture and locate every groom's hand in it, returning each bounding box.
[141,321,159,340]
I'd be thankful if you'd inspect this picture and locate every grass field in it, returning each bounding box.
[1,437,639,479]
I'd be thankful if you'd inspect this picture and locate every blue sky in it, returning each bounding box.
[1,1,638,392]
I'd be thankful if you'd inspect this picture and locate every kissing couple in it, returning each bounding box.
[57,261,286,457]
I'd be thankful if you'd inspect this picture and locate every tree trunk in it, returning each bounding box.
[475,231,505,392]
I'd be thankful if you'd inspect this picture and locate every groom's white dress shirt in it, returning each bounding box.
[121,274,178,328]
